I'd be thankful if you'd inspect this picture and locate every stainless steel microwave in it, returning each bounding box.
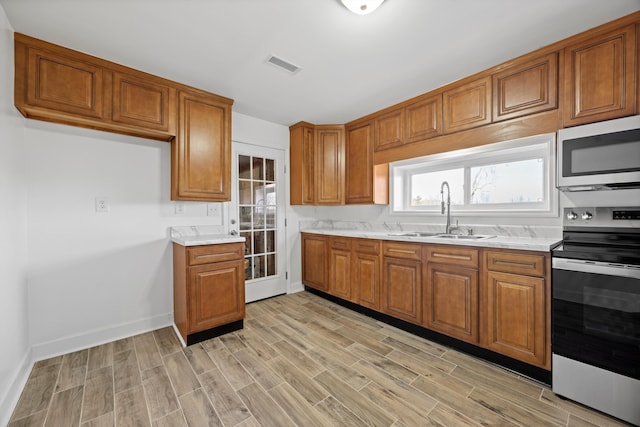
[557,115,640,191]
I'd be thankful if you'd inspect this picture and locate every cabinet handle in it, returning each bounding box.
[194,251,237,260]
[387,248,418,255]
[432,252,471,261]
[493,259,536,268]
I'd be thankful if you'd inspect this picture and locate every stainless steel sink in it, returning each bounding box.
[435,234,496,240]
[388,232,441,237]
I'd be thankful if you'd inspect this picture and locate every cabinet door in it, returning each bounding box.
[315,126,345,205]
[329,247,352,301]
[112,71,175,134]
[564,25,637,126]
[493,53,558,122]
[484,271,545,366]
[354,239,381,310]
[382,257,421,324]
[24,45,105,120]
[289,124,315,205]
[173,90,232,201]
[374,108,404,150]
[405,94,443,143]
[443,76,492,134]
[188,260,245,333]
[346,122,375,204]
[424,263,478,343]
[301,234,328,291]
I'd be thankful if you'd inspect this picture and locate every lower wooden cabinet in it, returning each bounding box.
[482,249,549,369]
[353,239,381,310]
[329,237,353,301]
[173,242,245,345]
[423,245,480,343]
[301,233,328,292]
[300,233,551,370]
[382,242,422,324]
[424,263,479,343]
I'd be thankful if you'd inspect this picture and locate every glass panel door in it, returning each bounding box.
[231,143,286,302]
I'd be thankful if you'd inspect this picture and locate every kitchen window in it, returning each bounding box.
[391,133,557,216]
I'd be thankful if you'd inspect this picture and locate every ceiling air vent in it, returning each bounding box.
[266,55,301,74]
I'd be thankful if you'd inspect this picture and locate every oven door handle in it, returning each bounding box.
[553,258,640,279]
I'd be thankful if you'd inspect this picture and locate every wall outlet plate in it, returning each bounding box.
[175,203,185,215]
[95,197,110,212]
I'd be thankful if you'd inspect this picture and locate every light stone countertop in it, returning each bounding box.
[170,225,245,247]
[300,229,561,252]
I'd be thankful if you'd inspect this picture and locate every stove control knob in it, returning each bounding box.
[581,211,593,220]
[566,211,578,220]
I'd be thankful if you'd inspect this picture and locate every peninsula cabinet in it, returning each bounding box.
[482,249,549,368]
[423,245,480,344]
[563,25,637,127]
[381,242,422,324]
[173,242,245,345]
[301,233,328,292]
[345,121,389,205]
[172,89,232,201]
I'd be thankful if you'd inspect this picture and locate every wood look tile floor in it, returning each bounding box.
[9,291,631,427]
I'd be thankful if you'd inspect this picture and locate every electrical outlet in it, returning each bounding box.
[95,197,110,213]
[175,203,185,215]
[207,203,220,217]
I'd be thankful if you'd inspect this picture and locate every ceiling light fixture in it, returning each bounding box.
[340,0,385,15]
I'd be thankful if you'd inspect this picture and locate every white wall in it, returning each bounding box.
[25,112,289,359]
[0,6,31,422]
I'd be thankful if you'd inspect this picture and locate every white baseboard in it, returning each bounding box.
[288,281,304,294]
[0,347,33,427]
[30,312,174,362]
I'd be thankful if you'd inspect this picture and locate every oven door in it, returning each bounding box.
[552,257,640,380]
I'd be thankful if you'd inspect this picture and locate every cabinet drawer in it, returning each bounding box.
[383,242,422,261]
[187,243,244,266]
[425,245,479,269]
[330,237,352,251]
[354,239,380,255]
[485,250,546,277]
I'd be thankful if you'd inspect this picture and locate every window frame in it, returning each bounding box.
[390,133,558,217]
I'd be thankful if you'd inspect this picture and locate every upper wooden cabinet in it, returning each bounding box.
[374,108,404,150]
[112,71,175,133]
[492,53,558,122]
[14,33,234,203]
[564,24,637,126]
[172,90,232,202]
[14,33,177,141]
[289,123,315,205]
[290,123,355,206]
[404,94,443,143]
[345,121,388,205]
[315,126,345,205]
[443,76,492,134]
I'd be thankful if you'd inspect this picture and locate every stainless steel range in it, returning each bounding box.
[552,206,640,425]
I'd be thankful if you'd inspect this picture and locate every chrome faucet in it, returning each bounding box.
[440,181,451,234]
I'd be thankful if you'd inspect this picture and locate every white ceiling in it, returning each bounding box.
[2,0,639,126]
